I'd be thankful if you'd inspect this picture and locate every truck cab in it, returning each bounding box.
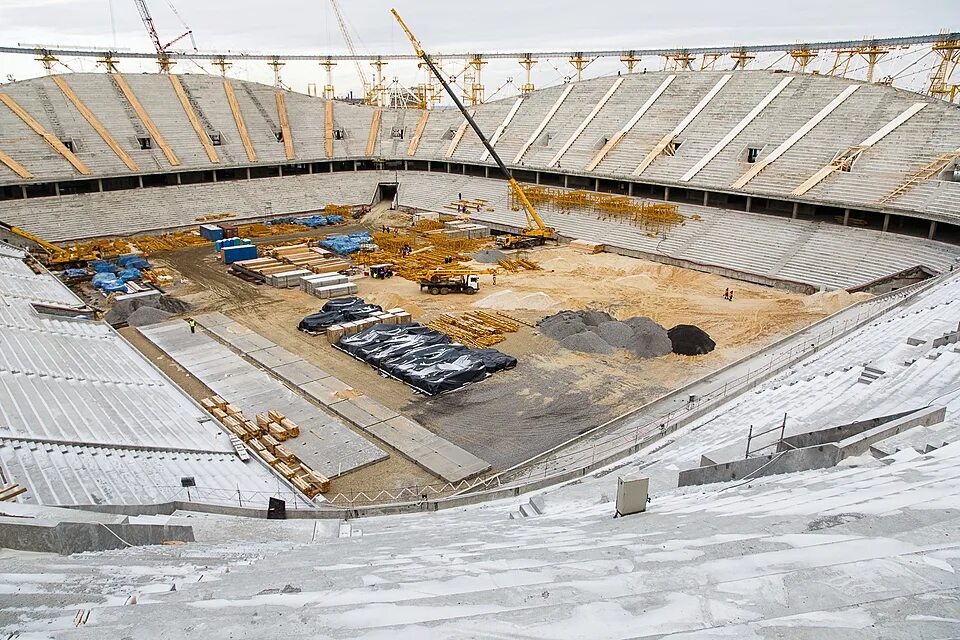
[419,272,481,295]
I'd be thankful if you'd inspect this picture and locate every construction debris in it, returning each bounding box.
[569,240,605,254]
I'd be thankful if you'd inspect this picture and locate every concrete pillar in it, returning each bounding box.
[882,213,890,232]
[246,168,251,180]
[353,160,358,171]
[563,174,569,188]
[745,196,752,213]
[308,163,313,174]
[842,208,850,226]
[212,170,218,182]
[535,171,541,185]
[426,161,431,172]
[628,182,634,197]
[20,186,27,199]
[484,166,489,178]
[403,160,408,171]
[703,191,709,207]
[97,179,103,193]
[594,178,600,192]
[928,220,938,240]
[663,186,670,201]
[54,182,60,197]
[138,176,144,188]
[461,164,466,175]
[791,202,799,219]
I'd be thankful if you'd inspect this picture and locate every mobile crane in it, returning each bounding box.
[391,9,555,251]
[0,220,101,267]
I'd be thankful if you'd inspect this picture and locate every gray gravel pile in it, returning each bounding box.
[104,293,193,325]
[559,331,615,354]
[473,249,507,264]
[539,309,672,358]
[126,306,174,327]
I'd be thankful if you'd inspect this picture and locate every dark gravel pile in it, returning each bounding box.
[539,309,673,358]
[668,324,716,355]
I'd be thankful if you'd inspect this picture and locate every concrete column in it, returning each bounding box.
[791,202,799,219]
[745,196,752,213]
[928,220,938,240]
[628,182,634,197]
[246,168,251,180]
[484,166,490,178]
[563,175,569,188]
[353,160,358,171]
[842,208,850,226]
[703,191,709,207]
[446,163,451,173]
[535,171,541,185]
[403,160,408,171]
[54,182,60,197]
[97,179,103,193]
[212,170,218,182]
[308,163,313,174]
[663,186,670,201]
[138,176,144,188]
[594,178,600,192]
[275,166,281,178]
[882,213,890,232]
[461,164,466,175]
[328,162,334,173]
[20,186,27,199]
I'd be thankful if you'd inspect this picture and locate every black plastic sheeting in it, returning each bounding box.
[337,323,517,395]
[668,324,716,356]
[298,297,383,332]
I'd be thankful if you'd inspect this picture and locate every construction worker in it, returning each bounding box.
[724,288,729,300]
[729,290,734,301]
[492,273,497,285]
[187,317,197,334]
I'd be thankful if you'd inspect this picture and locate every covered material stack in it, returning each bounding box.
[336,323,517,395]
[298,296,384,334]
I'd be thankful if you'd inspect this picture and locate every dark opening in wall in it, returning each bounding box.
[209,133,223,146]
[180,170,215,185]
[102,176,139,192]
[0,184,23,201]
[407,160,429,172]
[726,193,748,211]
[441,128,457,141]
[216,168,240,181]
[25,183,56,198]
[60,139,76,152]
[391,127,404,140]
[275,131,284,143]
[747,147,761,163]
[310,162,330,173]
[465,164,486,177]
[374,160,398,171]
[331,161,353,172]
[890,213,932,239]
[537,172,562,186]
[282,163,309,176]
[567,174,593,189]
[59,180,98,195]
[428,162,446,173]
[249,166,280,179]
[141,173,177,188]
[138,137,152,150]
[334,128,345,140]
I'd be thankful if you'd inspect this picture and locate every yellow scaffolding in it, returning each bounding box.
[509,184,685,234]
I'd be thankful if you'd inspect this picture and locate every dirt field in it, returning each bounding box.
[123,228,868,493]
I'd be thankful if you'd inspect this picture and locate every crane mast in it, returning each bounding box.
[329,0,372,101]
[390,9,553,243]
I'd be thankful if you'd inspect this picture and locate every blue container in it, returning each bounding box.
[199,224,224,241]
[222,244,258,264]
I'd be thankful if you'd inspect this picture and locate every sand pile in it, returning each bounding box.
[126,306,173,327]
[473,289,559,311]
[364,291,423,316]
[803,289,872,314]
[668,324,716,355]
[539,309,673,358]
[473,249,508,264]
[615,273,658,292]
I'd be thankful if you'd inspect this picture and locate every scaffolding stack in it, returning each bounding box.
[509,185,685,234]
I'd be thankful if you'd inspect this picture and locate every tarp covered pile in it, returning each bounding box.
[337,323,517,395]
[319,232,373,255]
[298,297,383,332]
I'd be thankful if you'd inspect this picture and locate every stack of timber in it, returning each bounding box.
[569,240,606,254]
[300,273,358,299]
[354,231,488,281]
[326,307,412,343]
[426,311,520,348]
[0,483,27,502]
[497,257,541,272]
[202,397,329,497]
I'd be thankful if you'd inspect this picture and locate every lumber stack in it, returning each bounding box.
[202,398,329,496]
[426,310,520,348]
[353,231,489,282]
[497,258,541,272]
[0,483,27,502]
[569,239,605,254]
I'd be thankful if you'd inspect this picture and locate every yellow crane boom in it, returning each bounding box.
[0,220,100,265]
[390,9,554,244]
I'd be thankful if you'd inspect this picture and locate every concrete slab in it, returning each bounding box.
[350,394,400,423]
[247,345,303,369]
[139,321,386,480]
[329,400,383,429]
[367,416,491,484]
[300,378,354,406]
[192,311,235,328]
[273,361,331,386]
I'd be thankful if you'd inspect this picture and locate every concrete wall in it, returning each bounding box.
[0,517,194,555]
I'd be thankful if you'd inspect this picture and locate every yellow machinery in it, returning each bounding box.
[0,220,101,266]
[418,267,498,296]
[391,9,555,250]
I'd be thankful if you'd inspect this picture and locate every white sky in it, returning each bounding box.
[0,0,957,99]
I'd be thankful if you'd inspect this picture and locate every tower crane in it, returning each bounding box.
[133,0,196,73]
[390,9,555,250]
[329,0,373,102]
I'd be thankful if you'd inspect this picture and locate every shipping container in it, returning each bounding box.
[199,224,224,241]
[222,244,258,264]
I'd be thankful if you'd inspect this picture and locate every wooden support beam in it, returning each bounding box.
[514,84,574,164]
[445,116,471,159]
[549,77,624,168]
[51,76,139,172]
[223,80,257,162]
[324,100,334,158]
[586,75,675,171]
[407,109,430,156]
[0,93,91,175]
[0,148,33,179]
[366,108,382,156]
[113,73,180,167]
[274,90,295,161]
[169,75,220,164]
[481,97,523,162]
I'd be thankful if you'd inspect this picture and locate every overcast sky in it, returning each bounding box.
[1,0,957,97]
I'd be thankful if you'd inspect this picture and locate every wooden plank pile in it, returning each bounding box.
[202,397,330,497]
[426,311,520,348]
[354,231,489,281]
[231,243,350,284]
[569,239,606,254]
[0,482,27,502]
[497,257,541,272]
